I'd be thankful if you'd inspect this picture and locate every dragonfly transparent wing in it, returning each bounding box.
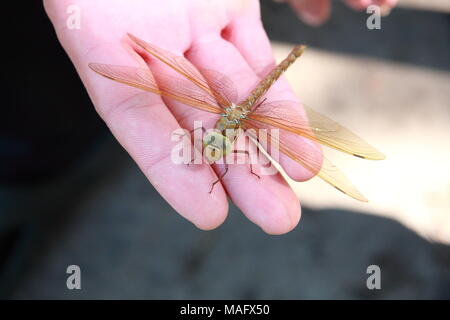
[127,33,238,107]
[89,63,224,114]
[243,100,385,201]
[244,119,368,201]
[247,100,385,160]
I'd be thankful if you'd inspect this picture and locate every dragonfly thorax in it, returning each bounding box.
[217,103,249,131]
[202,104,248,163]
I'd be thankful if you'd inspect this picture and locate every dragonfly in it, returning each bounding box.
[89,33,385,202]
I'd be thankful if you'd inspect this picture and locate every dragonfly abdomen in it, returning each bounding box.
[241,45,306,110]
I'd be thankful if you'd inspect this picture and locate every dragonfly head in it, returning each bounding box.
[203,131,232,163]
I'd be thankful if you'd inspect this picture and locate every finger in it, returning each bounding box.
[287,0,332,26]
[345,0,371,10]
[186,35,301,234]
[44,7,228,230]
[345,0,397,10]
[223,7,323,183]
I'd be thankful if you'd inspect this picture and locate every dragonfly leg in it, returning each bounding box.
[209,163,229,194]
[208,149,260,193]
[251,97,267,113]
[233,150,261,179]
[172,126,206,139]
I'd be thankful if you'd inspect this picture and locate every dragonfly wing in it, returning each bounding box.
[247,100,385,160]
[127,33,238,107]
[243,111,368,202]
[199,69,238,106]
[317,157,368,202]
[89,63,223,114]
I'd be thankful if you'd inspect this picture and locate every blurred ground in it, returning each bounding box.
[1,1,449,299]
[263,0,450,243]
[275,44,450,243]
[399,0,450,12]
[4,137,450,299]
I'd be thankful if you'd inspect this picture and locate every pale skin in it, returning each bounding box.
[278,0,398,26]
[44,0,396,234]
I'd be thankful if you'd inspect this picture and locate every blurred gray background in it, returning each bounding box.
[1,0,449,299]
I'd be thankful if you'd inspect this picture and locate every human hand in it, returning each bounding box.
[44,0,320,234]
[276,0,398,26]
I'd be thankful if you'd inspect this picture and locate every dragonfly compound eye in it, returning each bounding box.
[203,132,232,163]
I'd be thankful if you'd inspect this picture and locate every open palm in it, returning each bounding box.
[44,0,326,234]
